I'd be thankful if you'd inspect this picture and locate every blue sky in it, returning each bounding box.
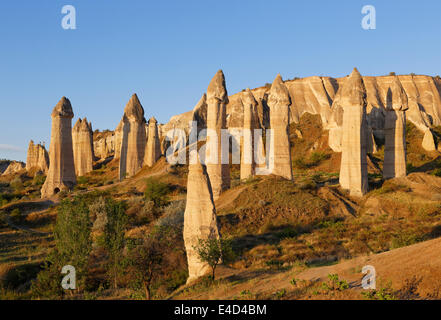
[1,0,440,161]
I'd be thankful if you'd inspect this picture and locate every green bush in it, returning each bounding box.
[10,208,21,223]
[144,178,170,207]
[32,174,46,186]
[10,177,23,192]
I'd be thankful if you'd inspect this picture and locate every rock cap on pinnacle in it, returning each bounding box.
[340,68,366,107]
[124,93,145,121]
[387,76,409,111]
[52,97,74,118]
[241,88,258,107]
[148,116,158,124]
[207,70,229,104]
[80,117,92,131]
[268,74,291,106]
[73,118,82,130]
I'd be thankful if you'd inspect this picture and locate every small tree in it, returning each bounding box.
[193,237,235,281]
[103,199,128,289]
[128,228,168,300]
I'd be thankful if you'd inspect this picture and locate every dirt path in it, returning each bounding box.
[173,237,441,299]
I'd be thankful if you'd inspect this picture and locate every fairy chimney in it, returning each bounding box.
[240,88,258,180]
[183,161,220,283]
[384,76,409,179]
[339,68,369,196]
[205,70,230,200]
[41,97,76,198]
[118,94,147,180]
[144,117,161,167]
[72,118,94,177]
[267,74,293,180]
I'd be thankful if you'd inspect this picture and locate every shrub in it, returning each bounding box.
[136,200,156,224]
[10,177,23,192]
[10,208,21,223]
[144,178,170,207]
[432,168,441,177]
[321,274,349,292]
[156,200,185,228]
[32,173,46,186]
[90,197,108,233]
[77,176,89,185]
[389,72,396,76]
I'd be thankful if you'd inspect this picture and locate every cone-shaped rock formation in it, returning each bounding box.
[384,77,409,179]
[118,94,147,180]
[240,88,257,180]
[339,69,369,196]
[144,117,161,167]
[41,97,76,198]
[268,74,293,180]
[72,118,94,176]
[183,161,220,283]
[205,70,230,200]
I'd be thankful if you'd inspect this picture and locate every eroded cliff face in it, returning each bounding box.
[163,74,441,151]
[2,161,25,176]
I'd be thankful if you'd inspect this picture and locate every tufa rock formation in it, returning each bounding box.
[183,161,220,283]
[41,97,76,198]
[72,118,94,176]
[118,94,147,180]
[164,74,441,153]
[267,74,293,180]
[2,161,25,176]
[339,69,369,197]
[93,131,115,160]
[240,88,257,180]
[144,117,161,167]
[26,140,49,173]
[205,70,230,200]
[384,76,409,179]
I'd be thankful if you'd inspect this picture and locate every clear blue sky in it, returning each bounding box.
[1,0,440,161]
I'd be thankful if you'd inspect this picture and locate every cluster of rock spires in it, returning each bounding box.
[26,141,49,173]
[117,94,162,181]
[33,94,162,198]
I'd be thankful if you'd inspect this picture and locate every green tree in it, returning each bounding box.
[193,237,235,281]
[32,196,92,297]
[103,199,128,289]
[53,196,92,291]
